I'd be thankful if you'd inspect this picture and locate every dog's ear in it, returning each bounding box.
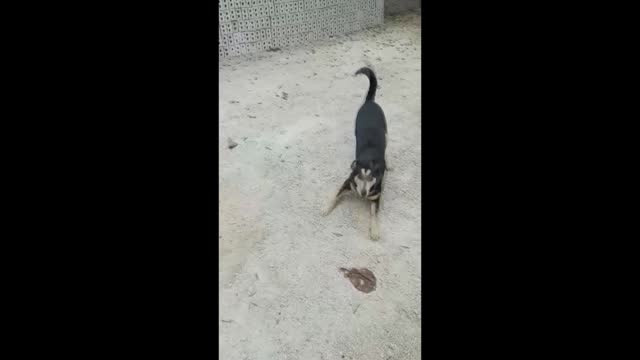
[351,160,357,170]
[371,160,383,172]
[369,161,385,179]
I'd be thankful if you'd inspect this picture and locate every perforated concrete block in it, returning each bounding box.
[219,0,384,59]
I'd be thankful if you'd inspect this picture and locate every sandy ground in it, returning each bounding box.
[219,12,421,360]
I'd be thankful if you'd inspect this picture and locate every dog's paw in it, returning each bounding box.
[321,206,333,217]
[322,198,337,216]
[369,222,380,240]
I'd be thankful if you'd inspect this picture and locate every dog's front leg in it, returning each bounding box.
[369,200,380,240]
[322,179,351,216]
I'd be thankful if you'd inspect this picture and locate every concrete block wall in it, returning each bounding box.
[219,0,384,59]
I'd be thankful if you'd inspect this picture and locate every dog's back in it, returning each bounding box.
[355,67,387,163]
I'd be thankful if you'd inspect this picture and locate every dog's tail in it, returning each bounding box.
[355,67,377,102]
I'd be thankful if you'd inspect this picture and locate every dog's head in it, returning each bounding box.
[350,160,385,198]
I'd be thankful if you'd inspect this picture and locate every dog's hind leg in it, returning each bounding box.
[369,199,380,240]
[322,179,352,216]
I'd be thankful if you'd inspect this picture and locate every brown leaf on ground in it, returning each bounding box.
[339,267,376,293]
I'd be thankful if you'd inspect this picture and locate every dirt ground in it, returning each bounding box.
[219,12,421,360]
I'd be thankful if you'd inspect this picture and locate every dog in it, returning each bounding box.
[322,67,388,240]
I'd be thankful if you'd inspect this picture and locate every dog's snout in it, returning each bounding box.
[360,190,367,197]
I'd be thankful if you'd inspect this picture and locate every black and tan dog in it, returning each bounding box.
[322,67,389,240]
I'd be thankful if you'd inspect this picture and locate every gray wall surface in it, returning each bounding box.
[384,0,420,15]
[219,0,384,59]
